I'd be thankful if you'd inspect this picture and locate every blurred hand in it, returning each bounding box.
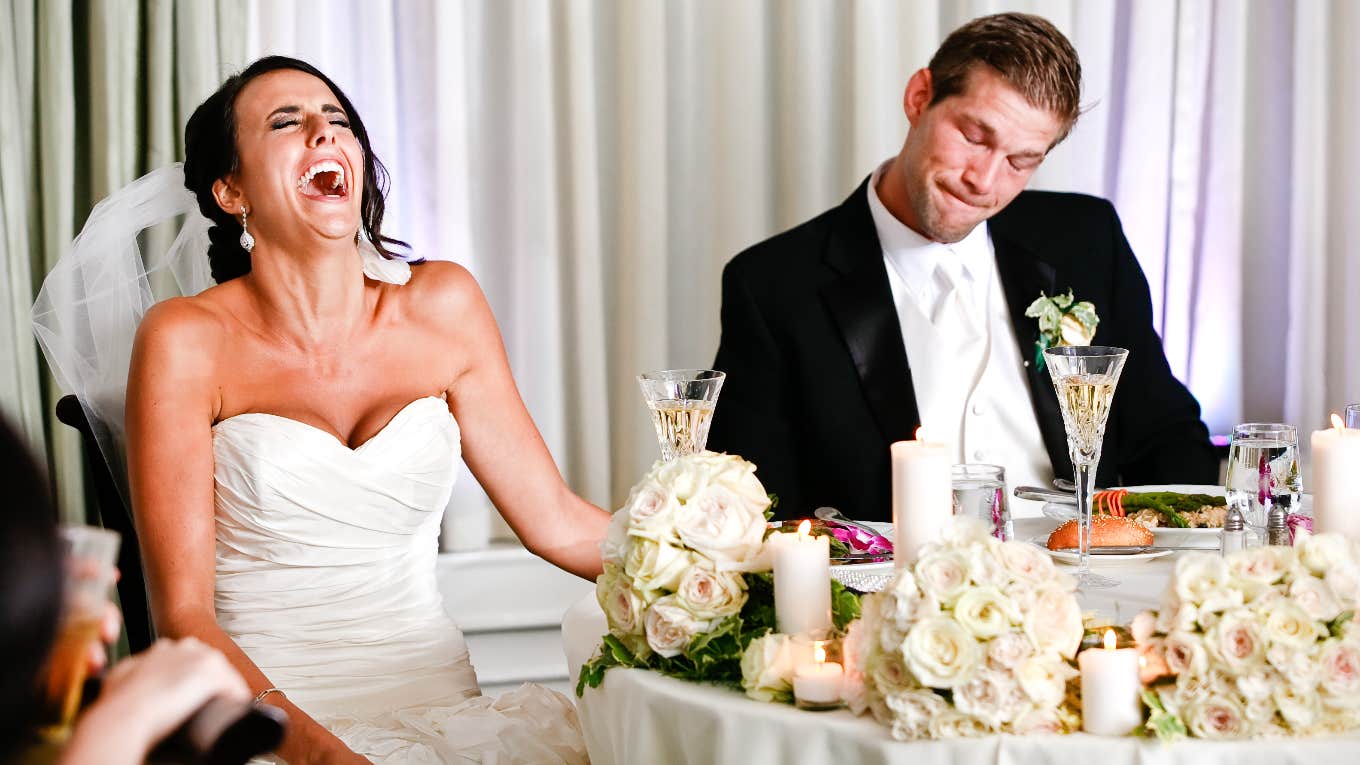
[59,638,250,765]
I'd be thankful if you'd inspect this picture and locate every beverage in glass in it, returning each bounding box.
[1044,345,1128,588]
[38,525,120,740]
[637,369,725,460]
[1346,404,1359,429]
[951,464,1011,541]
[1224,423,1301,536]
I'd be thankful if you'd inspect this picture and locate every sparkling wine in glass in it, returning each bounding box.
[637,370,725,460]
[1044,345,1128,588]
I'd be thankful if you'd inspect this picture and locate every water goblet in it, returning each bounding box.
[951,464,1011,541]
[1044,345,1128,588]
[637,369,725,460]
[1224,423,1301,540]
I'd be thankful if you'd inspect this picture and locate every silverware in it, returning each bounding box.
[1053,478,1077,492]
[1014,486,1077,504]
[813,506,885,540]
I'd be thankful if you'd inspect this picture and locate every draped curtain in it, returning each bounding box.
[5,0,1358,537]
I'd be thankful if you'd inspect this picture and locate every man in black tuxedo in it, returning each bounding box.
[708,13,1217,522]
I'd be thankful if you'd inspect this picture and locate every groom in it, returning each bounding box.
[707,12,1217,522]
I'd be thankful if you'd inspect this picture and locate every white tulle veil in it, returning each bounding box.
[31,164,213,505]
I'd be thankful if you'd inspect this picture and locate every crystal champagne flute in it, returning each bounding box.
[1044,346,1128,588]
[637,369,725,460]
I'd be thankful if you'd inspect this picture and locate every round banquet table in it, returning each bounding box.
[562,517,1360,765]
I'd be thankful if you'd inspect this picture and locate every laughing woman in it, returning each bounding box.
[122,57,606,764]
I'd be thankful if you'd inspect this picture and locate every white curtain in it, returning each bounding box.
[233,0,1360,546]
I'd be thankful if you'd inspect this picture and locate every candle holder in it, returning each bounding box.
[791,631,844,711]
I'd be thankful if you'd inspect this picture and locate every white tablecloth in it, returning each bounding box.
[562,518,1360,764]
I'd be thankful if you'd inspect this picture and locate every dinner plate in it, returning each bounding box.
[1027,535,1174,566]
[1041,483,1314,522]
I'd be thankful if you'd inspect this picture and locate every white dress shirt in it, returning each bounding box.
[866,162,1054,509]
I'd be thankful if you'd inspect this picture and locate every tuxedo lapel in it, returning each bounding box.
[820,180,920,445]
[989,215,1072,478]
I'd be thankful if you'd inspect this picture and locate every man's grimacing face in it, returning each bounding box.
[895,65,1067,243]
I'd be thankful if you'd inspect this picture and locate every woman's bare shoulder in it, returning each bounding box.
[132,288,239,372]
[401,259,490,321]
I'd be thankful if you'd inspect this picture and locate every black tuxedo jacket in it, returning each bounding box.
[707,179,1218,522]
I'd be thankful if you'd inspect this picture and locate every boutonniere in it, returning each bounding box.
[1024,289,1099,371]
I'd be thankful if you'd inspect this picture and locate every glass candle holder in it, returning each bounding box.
[790,631,844,711]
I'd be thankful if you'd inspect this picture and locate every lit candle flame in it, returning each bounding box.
[1332,413,1346,432]
[915,426,926,441]
[1103,628,1117,651]
[797,519,811,540]
[813,642,826,664]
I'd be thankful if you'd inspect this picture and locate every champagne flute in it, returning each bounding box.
[637,369,725,460]
[1044,345,1128,588]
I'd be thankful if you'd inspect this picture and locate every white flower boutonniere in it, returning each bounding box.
[1024,289,1099,371]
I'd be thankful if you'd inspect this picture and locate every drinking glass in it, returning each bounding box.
[1044,345,1128,588]
[951,464,1011,541]
[39,525,121,740]
[1224,423,1301,538]
[637,369,725,460]
[1346,404,1359,429]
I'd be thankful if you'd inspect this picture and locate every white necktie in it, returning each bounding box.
[932,257,982,340]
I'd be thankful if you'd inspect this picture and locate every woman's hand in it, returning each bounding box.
[59,638,250,765]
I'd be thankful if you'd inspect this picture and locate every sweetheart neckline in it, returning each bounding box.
[211,396,449,452]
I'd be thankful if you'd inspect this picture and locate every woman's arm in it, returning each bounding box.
[125,300,367,765]
[422,264,610,580]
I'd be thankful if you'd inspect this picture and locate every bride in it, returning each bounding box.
[109,56,609,763]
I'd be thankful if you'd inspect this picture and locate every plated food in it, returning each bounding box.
[1046,515,1154,550]
[1091,489,1227,529]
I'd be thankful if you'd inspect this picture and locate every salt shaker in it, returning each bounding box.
[1266,505,1291,546]
[1220,506,1246,556]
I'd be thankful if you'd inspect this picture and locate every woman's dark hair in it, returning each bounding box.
[0,416,62,757]
[183,55,408,283]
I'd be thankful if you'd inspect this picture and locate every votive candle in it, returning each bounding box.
[793,642,843,709]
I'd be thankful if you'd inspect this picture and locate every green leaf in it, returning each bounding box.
[1330,610,1355,638]
[1066,301,1099,329]
[830,580,863,631]
[1052,289,1075,310]
[1023,293,1052,318]
[1140,689,1187,741]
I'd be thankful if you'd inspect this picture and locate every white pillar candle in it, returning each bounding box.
[1079,630,1143,736]
[890,431,953,565]
[772,521,832,636]
[1312,415,1360,539]
[793,643,844,705]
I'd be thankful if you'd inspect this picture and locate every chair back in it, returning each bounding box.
[54,395,154,653]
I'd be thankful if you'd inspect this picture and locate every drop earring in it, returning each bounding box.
[239,208,255,252]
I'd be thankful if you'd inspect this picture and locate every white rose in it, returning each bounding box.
[868,647,917,695]
[1262,599,1323,650]
[1185,694,1250,739]
[841,619,871,713]
[1198,587,1245,616]
[987,631,1035,671]
[674,563,747,619]
[1058,312,1094,346]
[954,668,1021,729]
[1011,706,1065,735]
[1131,610,1157,644]
[940,515,993,547]
[1024,584,1084,659]
[1289,576,1344,622]
[1319,639,1360,702]
[1326,563,1360,605]
[995,540,1056,582]
[1275,682,1322,729]
[1174,554,1231,607]
[624,480,682,542]
[596,562,648,636]
[928,709,989,739]
[1228,547,1288,597]
[1016,657,1075,707]
[882,690,948,740]
[1266,643,1320,687]
[1234,670,1274,703]
[913,551,971,606]
[903,616,981,689]
[1162,631,1209,678]
[1205,610,1266,673]
[740,632,796,702]
[674,485,766,565]
[652,455,710,501]
[967,545,1009,588]
[643,595,711,658]
[600,508,631,564]
[702,453,772,517]
[953,586,1020,640]
[623,538,691,592]
[1300,533,1354,575]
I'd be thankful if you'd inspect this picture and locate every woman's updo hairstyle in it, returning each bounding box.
[183,56,407,283]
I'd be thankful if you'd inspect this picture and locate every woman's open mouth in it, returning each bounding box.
[296,159,349,200]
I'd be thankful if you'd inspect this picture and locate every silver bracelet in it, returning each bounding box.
[254,687,286,704]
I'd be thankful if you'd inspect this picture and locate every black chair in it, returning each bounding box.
[55,395,154,653]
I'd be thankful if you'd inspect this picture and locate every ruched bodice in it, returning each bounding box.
[211,396,587,763]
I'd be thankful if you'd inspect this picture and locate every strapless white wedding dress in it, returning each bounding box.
[211,395,588,764]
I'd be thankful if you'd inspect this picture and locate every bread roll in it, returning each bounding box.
[1046,515,1153,550]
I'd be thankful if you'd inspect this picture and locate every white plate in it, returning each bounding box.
[1040,484,1315,530]
[1027,535,1174,566]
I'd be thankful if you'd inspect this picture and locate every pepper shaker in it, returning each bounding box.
[1266,504,1291,546]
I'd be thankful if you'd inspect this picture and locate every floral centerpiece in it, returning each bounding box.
[843,518,1085,739]
[578,451,859,696]
[1134,534,1360,739]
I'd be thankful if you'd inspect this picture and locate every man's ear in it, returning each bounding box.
[903,68,934,126]
[212,177,247,216]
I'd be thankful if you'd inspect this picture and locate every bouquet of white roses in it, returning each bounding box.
[1134,534,1360,739]
[844,518,1084,739]
[579,452,861,696]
